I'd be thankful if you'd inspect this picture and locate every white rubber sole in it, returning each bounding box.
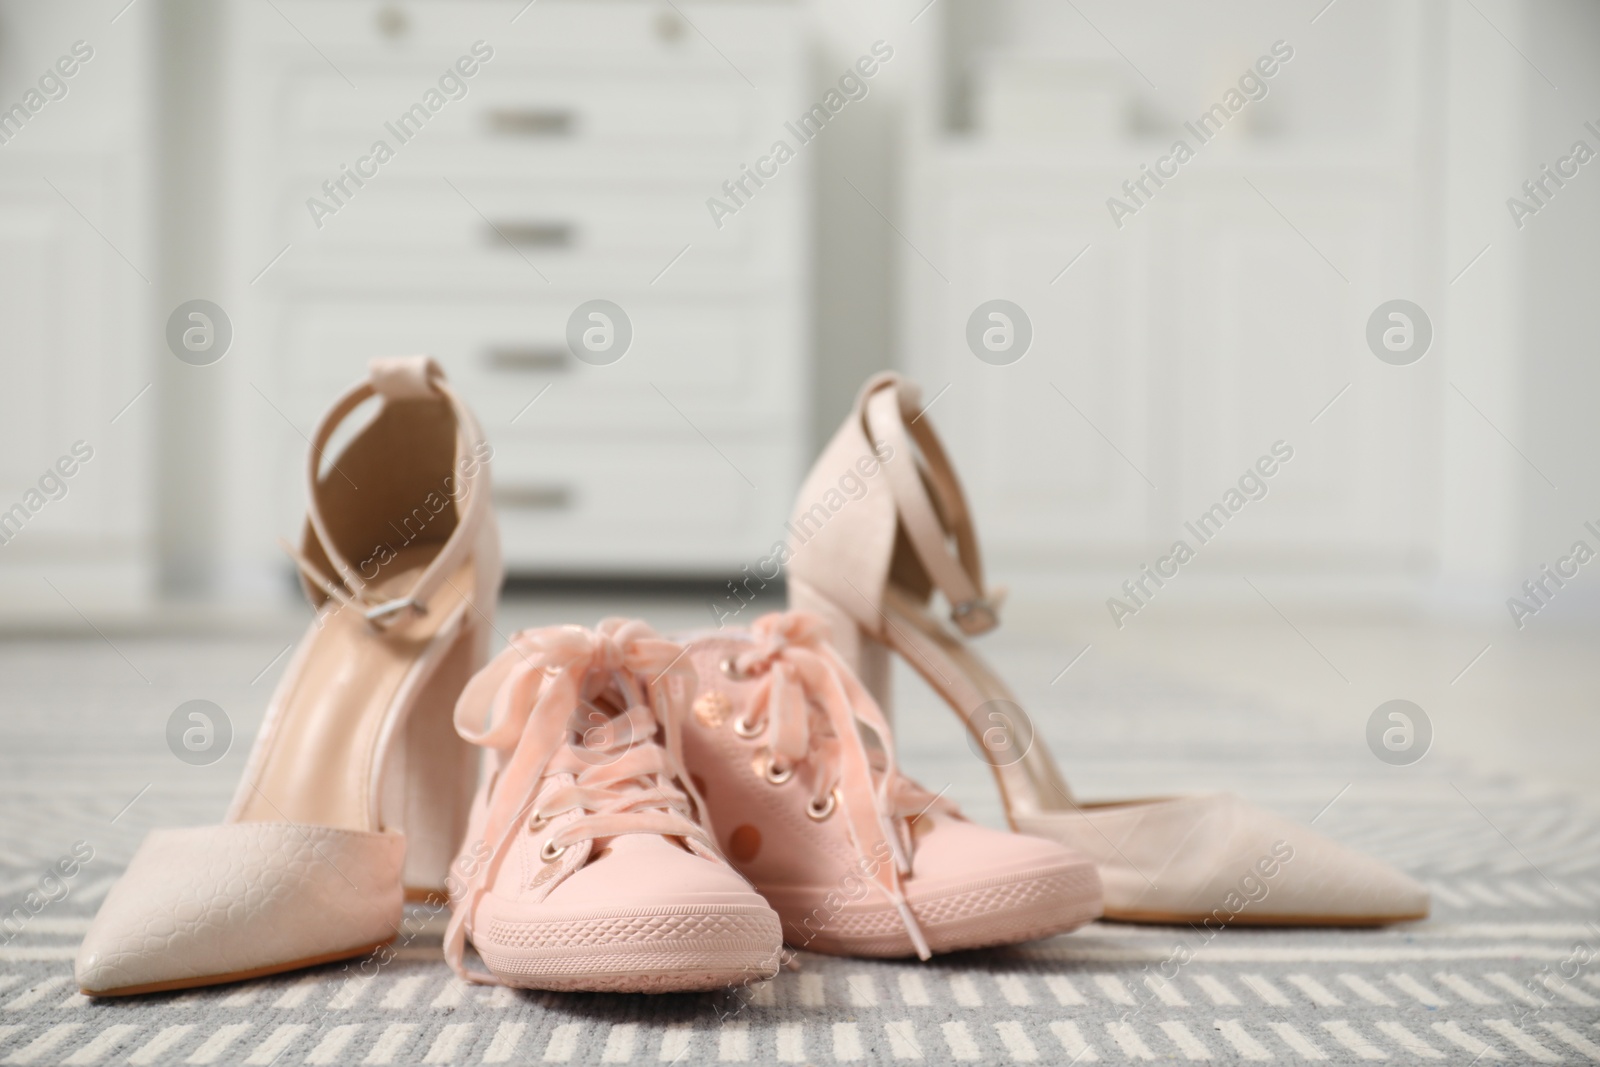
[771,861,1103,958]
[470,904,783,993]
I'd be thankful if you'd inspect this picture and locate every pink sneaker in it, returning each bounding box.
[678,612,1101,959]
[444,619,782,992]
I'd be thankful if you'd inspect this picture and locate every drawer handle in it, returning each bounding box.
[375,5,408,39]
[486,108,574,137]
[497,485,574,511]
[485,345,568,372]
[488,221,572,248]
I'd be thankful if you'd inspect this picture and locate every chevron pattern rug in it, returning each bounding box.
[3,632,1597,1065]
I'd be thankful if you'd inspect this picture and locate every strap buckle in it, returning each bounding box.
[364,597,428,629]
[950,596,1000,636]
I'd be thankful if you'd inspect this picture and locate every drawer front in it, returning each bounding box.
[280,296,803,431]
[256,1,781,64]
[284,71,754,150]
[483,436,795,572]
[278,177,781,283]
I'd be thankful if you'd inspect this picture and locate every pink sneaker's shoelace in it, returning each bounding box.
[443,618,714,983]
[729,612,956,960]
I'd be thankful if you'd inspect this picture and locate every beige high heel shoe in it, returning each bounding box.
[786,372,1429,927]
[76,357,502,995]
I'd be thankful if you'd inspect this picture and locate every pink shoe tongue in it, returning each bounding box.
[586,829,687,865]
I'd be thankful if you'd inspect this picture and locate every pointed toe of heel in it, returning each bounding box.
[78,357,503,995]
[75,822,405,996]
[1020,793,1429,927]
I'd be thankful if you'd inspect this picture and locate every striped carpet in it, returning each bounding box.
[2,630,1597,1064]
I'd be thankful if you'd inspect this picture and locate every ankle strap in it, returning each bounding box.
[861,374,1002,636]
[295,356,491,629]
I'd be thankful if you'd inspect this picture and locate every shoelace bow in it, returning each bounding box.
[443,619,711,982]
[732,612,956,960]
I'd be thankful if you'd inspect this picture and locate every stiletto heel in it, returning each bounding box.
[388,618,484,900]
[787,373,1428,927]
[76,357,503,995]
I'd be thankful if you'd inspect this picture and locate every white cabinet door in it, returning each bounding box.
[908,167,1157,564]
[906,157,1437,587]
[1168,173,1431,565]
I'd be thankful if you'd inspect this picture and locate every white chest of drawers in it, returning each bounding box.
[217,0,809,588]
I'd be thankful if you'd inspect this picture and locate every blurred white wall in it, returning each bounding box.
[0,0,1595,628]
[813,0,1600,626]
[1519,0,1600,622]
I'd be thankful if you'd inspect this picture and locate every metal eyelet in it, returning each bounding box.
[764,758,793,785]
[733,715,763,739]
[526,812,547,832]
[720,656,753,681]
[806,791,837,821]
[539,840,567,862]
